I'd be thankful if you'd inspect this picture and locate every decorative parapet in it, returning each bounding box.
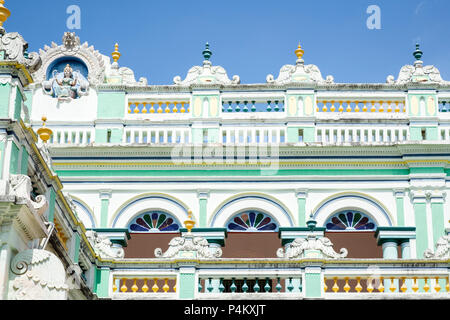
[386,44,448,85]
[154,210,222,259]
[277,215,347,259]
[0,30,41,73]
[85,230,125,259]
[267,43,334,85]
[173,43,240,86]
[424,235,450,259]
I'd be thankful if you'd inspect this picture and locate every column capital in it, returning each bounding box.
[197,189,210,199]
[429,190,446,203]
[409,189,427,203]
[99,189,112,200]
[393,189,405,197]
[295,189,308,198]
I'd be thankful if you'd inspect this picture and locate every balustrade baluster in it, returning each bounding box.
[253,278,260,293]
[355,101,360,112]
[131,278,138,292]
[157,102,163,114]
[400,277,407,293]
[142,279,149,293]
[207,278,213,293]
[332,278,339,293]
[379,101,384,113]
[152,278,159,293]
[264,278,271,293]
[242,278,249,293]
[243,101,248,112]
[355,277,362,293]
[378,277,384,292]
[287,277,294,292]
[346,101,351,112]
[389,277,396,292]
[163,278,170,293]
[274,100,279,112]
[322,101,328,112]
[142,102,148,114]
[230,278,237,293]
[219,278,225,293]
[434,277,441,293]
[165,102,171,113]
[120,278,128,293]
[276,278,282,293]
[235,101,241,112]
[412,277,419,292]
[149,102,155,113]
[343,277,350,293]
[423,278,430,292]
[251,100,256,112]
[173,102,178,113]
[227,101,233,112]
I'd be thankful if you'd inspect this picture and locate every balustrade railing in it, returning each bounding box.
[439,100,450,113]
[128,100,191,115]
[317,99,406,114]
[316,126,409,143]
[221,127,286,144]
[124,127,191,144]
[439,127,450,141]
[44,128,94,144]
[221,99,285,113]
[112,275,177,297]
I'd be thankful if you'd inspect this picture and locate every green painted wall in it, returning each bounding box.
[97,92,126,119]
[410,127,438,141]
[304,272,321,298]
[395,196,405,227]
[199,198,207,227]
[0,141,5,179]
[24,91,33,115]
[178,272,196,299]
[100,199,109,228]
[431,202,444,246]
[47,189,56,222]
[20,145,28,174]
[297,197,306,227]
[0,83,10,118]
[287,127,314,143]
[95,268,110,298]
[413,202,428,258]
[9,143,19,174]
[13,88,22,120]
[95,128,123,144]
[73,233,81,264]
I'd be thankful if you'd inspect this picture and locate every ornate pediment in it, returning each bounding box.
[0,31,41,73]
[386,44,448,85]
[267,43,334,85]
[173,43,240,86]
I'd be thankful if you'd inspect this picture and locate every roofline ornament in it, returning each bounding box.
[386,44,448,84]
[173,42,240,86]
[267,43,334,85]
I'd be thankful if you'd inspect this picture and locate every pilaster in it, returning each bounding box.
[99,190,112,228]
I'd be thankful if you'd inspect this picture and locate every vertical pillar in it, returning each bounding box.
[295,189,307,227]
[197,190,209,228]
[430,191,445,246]
[400,241,411,259]
[0,241,12,300]
[411,190,428,258]
[303,265,323,298]
[394,190,405,226]
[178,266,197,299]
[99,190,112,228]
[381,241,398,259]
[95,267,110,298]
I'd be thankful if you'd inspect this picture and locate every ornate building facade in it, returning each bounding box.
[0,1,449,300]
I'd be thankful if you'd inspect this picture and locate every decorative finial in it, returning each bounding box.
[184,210,196,233]
[112,43,121,63]
[413,43,423,61]
[37,116,53,143]
[295,42,305,60]
[0,0,10,27]
[306,213,317,231]
[202,42,212,61]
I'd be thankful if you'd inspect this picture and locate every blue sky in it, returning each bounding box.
[6,0,450,84]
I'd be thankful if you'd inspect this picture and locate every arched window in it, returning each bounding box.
[128,211,180,233]
[227,211,278,232]
[325,210,376,231]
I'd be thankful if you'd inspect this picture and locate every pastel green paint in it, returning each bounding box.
[95,268,110,298]
[408,94,437,116]
[73,233,80,264]
[413,202,428,258]
[20,145,28,174]
[100,198,109,228]
[395,196,405,226]
[199,198,207,227]
[409,127,438,141]
[179,272,196,299]
[13,87,22,120]
[97,92,125,119]
[297,197,306,227]
[304,272,321,298]
[0,140,4,179]
[56,168,410,177]
[95,128,123,144]
[0,83,10,117]
[191,128,204,144]
[47,188,56,222]
[287,127,314,143]
[431,202,444,245]
[207,128,219,143]
[9,143,19,174]
[24,90,33,115]
[410,167,444,174]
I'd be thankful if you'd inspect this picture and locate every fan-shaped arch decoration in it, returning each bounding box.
[128,211,180,233]
[325,211,376,231]
[227,211,278,232]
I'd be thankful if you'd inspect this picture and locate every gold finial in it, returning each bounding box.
[0,0,10,27]
[295,42,304,60]
[184,210,196,233]
[37,116,53,143]
[112,43,121,63]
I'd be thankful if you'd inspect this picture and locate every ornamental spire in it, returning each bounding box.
[0,0,10,28]
[111,43,121,63]
[37,116,53,143]
[184,210,195,233]
[295,42,305,61]
[202,42,212,61]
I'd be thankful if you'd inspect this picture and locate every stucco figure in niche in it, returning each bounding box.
[43,63,88,101]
